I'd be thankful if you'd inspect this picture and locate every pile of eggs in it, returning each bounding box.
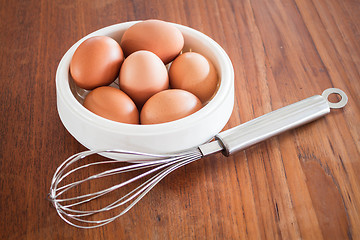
[70,20,218,125]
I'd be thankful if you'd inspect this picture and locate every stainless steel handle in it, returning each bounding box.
[215,88,348,156]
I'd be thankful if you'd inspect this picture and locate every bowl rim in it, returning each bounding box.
[56,21,234,136]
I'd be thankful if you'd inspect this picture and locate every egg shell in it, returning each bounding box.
[119,50,169,108]
[140,89,202,124]
[169,52,218,103]
[70,36,124,90]
[120,20,184,64]
[83,86,139,124]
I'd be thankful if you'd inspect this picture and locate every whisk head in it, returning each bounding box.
[48,149,202,228]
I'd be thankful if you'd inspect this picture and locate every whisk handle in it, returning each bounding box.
[215,88,347,156]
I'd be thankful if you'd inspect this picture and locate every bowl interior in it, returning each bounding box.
[69,22,225,110]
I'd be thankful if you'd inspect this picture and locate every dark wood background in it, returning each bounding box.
[1,0,359,239]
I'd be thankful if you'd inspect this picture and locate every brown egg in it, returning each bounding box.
[83,86,139,124]
[119,50,169,108]
[169,52,218,103]
[120,20,184,64]
[70,36,124,90]
[140,89,202,124]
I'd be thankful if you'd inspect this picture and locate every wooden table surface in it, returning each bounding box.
[1,0,359,239]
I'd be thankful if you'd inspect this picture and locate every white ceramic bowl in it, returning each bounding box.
[56,21,234,158]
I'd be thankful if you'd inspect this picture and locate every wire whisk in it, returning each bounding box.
[49,88,347,228]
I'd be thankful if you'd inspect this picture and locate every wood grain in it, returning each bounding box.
[0,0,359,239]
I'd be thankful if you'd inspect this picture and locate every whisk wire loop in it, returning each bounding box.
[49,148,202,228]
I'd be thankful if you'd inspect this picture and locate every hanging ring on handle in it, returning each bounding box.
[322,88,348,109]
